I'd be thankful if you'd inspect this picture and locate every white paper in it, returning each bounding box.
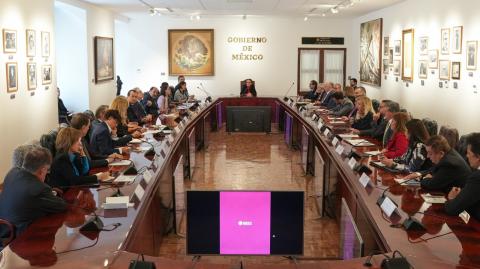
[339,133,359,139]
[311,114,318,121]
[162,130,172,134]
[109,160,132,166]
[348,157,357,169]
[365,150,382,156]
[345,139,375,147]
[104,196,129,209]
[332,137,339,146]
[143,130,162,135]
[130,138,143,144]
[143,169,153,183]
[114,175,136,183]
[336,145,344,155]
[394,178,420,186]
[381,197,397,217]
[134,185,145,200]
[421,194,447,204]
[168,135,174,144]
[460,211,471,224]
[371,161,386,167]
[318,121,324,130]
[323,129,330,137]
[359,173,371,187]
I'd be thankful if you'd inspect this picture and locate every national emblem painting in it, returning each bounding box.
[359,18,383,86]
[168,29,214,76]
[94,36,114,83]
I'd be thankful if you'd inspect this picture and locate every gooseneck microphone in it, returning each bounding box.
[199,83,212,102]
[376,177,419,206]
[283,82,296,101]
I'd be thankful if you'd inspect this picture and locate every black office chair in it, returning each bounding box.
[456,133,473,162]
[422,118,438,137]
[0,218,15,249]
[40,130,59,159]
[439,125,460,149]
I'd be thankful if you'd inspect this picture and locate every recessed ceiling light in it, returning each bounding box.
[196,15,201,20]
[304,16,308,21]
[330,7,338,14]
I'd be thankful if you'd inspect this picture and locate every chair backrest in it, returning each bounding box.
[422,118,438,137]
[40,130,58,158]
[456,133,472,161]
[0,218,15,248]
[439,125,460,149]
[240,80,255,89]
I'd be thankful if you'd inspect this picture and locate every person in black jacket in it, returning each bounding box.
[0,146,67,240]
[49,127,110,188]
[349,96,374,130]
[57,87,69,124]
[240,78,257,97]
[445,133,480,220]
[304,80,320,100]
[70,113,123,168]
[141,87,160,117]
[404,135,471,193]
[89,109,129,157]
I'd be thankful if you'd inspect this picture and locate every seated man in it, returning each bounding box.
[0,146,67,241]
[240,79,257,97]
[329,91,354,117]
[404,135,471,193]
[127,89,151,124]
[319,82,336,109]
[445,133,480,220]
[141,87,160,117]
[89,109,129,157]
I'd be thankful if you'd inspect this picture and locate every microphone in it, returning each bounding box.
[377,177,419,206]
[199,83,212,102]
[283,82,295,101]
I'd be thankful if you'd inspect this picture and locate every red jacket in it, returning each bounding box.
[384,132,409,159]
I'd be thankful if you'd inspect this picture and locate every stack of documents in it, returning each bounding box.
[103,196,132,209]
[345,139,375,147]
[421,194,447,204]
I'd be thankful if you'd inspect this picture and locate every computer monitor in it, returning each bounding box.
[186,190,304,256]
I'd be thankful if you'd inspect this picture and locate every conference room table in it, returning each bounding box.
[1,97,479,269]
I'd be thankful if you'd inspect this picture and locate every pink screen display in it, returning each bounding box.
[220,192,271,254]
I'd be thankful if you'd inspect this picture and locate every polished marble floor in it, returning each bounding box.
[158,127,340,265]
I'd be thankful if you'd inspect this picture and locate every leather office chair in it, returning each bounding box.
[40,130,58,158]
[456,133,473,162]
[0,218,15,248]
[439,125,460,149]
[422,118,438,136]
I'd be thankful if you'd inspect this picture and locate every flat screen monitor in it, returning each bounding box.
[186,190,304,256]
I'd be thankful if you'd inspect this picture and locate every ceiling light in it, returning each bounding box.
[196,15,201,20]
[190,15,194,20]
[304,16,308,21]
[322,13,326,17]
[330,7,338,14]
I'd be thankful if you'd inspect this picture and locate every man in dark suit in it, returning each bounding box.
[0,146,67,241]
[319,82,336,108]
[404,135,471,193]
[445,133,480,220]
[89,109,129,157]
[142,87,160,117]
[127,89,151,124]
[354,100,398,144]
[174,75,185,95]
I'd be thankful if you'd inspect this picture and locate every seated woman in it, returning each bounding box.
[381,112,409,159]
[240,79,257,97]
[157,83,172,115]
[403,135,471,193]
[174,81,189,103]
[49,127,110,188]
[380,119,433,172]
[110,96,141,140]
[304,80,320,101]
[349,96,373,131]
[445,133,480,220]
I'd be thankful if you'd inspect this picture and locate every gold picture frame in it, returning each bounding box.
[428,49,438,69]
[26,29,36,57]
[3,29,17,53]
[6,62,18,92]
[418,60,428,79]
[168,29,215,76]
[41,31,50,57]
[452,26,463,54]
[27,63,37,90]
[401,29,414,81]
[359,18,383,86]
[451,61,461,80]
[466,41,477,70]
[42,64,52,85]
[441,28,450,55]
[439,60,450,80]
[94,36,114,83]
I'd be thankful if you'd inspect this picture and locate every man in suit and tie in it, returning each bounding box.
[318,82,336,109]
[127,89,151,124]
[353,100,399,145]
[0,146,67,242]
[89,109,129,157]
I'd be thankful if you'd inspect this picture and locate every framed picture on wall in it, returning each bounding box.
[384,36,389,56]
[452,26,463,54]
[27,63,37,90]
[389,48,394,64]
[383,59,389,74]
[394,40,401,56]
[419,60,428,79]
[393,60,401,76]
[6,62,18,92]
[26,29,36,57]
[466,41,477,70]
[94,36,114,83]
[402,29,414,81]
[441,28,450,55]
[439,60,450,80]
[41,31,50,57]
[42,64,52,85]
[168,29,215,76]
[360,18,382,86]
[419,37,428,55]
[428,49,438,69]
[3,29,17,53]
[451,62,461,80]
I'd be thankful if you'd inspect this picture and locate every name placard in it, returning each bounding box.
[143,169,153,183]
[348,157,357,169]
[359,173,371,187]
[335,145,344,155]
[134,185,145,200]
[380,197,397,217]
[332,137,339,147]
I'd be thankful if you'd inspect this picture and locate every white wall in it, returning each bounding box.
[0,0,57,182]
[57,0,116,112]
[55,1,88,112]
[115,15,353,98]
[352,0,480,135]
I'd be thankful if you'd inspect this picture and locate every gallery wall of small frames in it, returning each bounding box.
[2,28,52,94]
[382,25,478,89]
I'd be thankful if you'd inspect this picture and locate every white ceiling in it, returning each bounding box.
[82,0,404,18]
